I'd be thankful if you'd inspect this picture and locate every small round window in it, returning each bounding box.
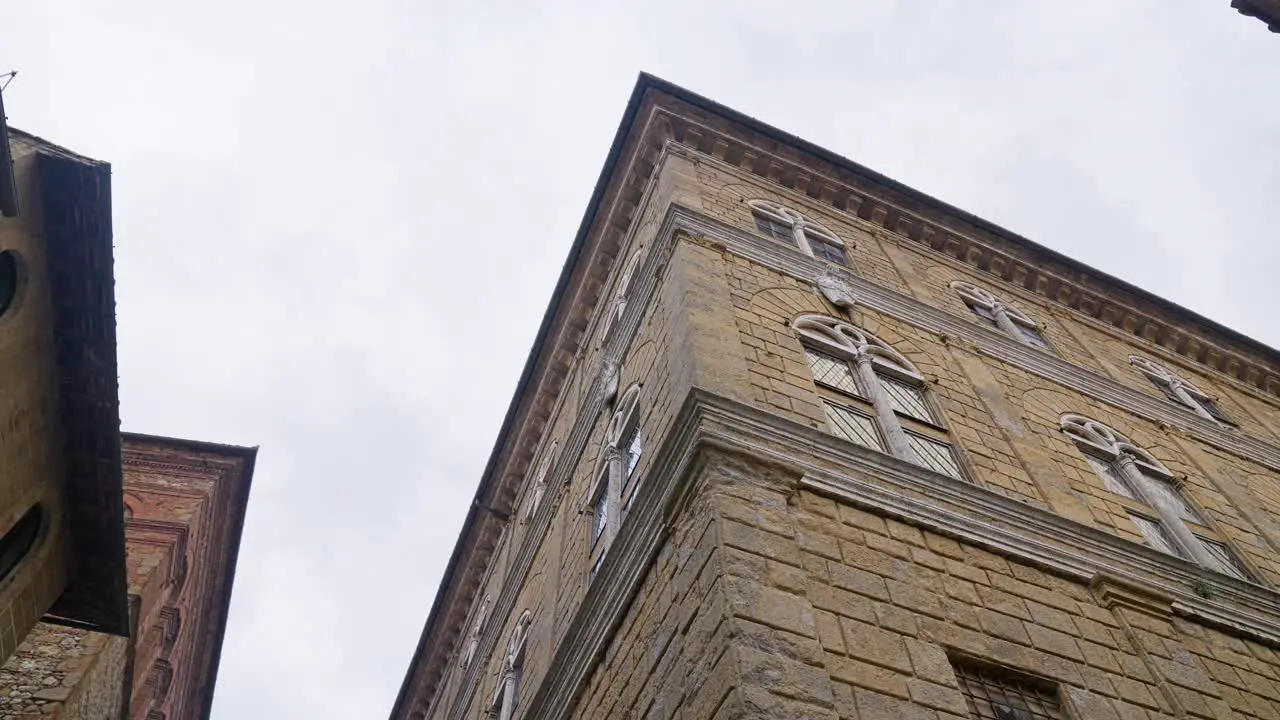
[0,251,18,318]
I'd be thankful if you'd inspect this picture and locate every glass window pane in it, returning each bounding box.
[1142,474,1201,523]
[1019,324,1051,349]
[823,403,884,452]
[591,484,609,543]
[878,375,935,423]
[805,349,860,396]
[1084,455,1135,499]
[1129,514,1185,558]
[590,551,605,578]
[908,434,964,480]
[1196,537,1250,581]
[1199,397,1234,425]
[617,413,643,479]
[806,235,847,266]
[754,215,795,244]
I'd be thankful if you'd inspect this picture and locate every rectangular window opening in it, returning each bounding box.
[907,433,964,480]
[878,374,936,424]
[823,402,884,452]
[1197,537,1251,581]
[1129,513,1186,558]
[806,234,847,266]
[754,215,795,245]
[953,659,1065,720]
[805,348,861,396]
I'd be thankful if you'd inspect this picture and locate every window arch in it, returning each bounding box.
[588,383,644,579]
[488,610,532,720]
[747,199,848,266]
[524,441,559,522]
[461,595,492,670]
[793,314,963,480]
[599,250,643,342]
[1059,414,1249,580]
[1130,356,1233,426]
[950,280,1050,350]
[0,504,42,587]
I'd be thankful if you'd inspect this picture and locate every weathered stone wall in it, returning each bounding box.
[0,623,124,719]
[0,140,72,665]
[417,112,1280,720]
[677,450,1280,719]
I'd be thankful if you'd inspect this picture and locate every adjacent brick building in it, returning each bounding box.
[0,433,255,719]
[392,75,1280,720]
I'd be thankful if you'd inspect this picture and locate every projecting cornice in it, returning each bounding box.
[650,103,1280,400]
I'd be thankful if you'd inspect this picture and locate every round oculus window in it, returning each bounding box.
[0,251,17,318]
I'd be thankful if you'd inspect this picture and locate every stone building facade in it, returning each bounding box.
[0,434,255,719]
[391,75,1280,720]
[0,124,128,665]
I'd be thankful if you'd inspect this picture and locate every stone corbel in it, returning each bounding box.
[1089,572,1174,619]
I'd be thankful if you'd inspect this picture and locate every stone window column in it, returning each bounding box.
[852,353,915,461]
[1113,455,1216,568]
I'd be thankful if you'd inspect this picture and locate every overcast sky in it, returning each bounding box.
[4,2,1279,717]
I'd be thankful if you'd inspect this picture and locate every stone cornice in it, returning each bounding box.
[668,204,1280,475]
[522,389,1280,720]
[655,107,1280,397]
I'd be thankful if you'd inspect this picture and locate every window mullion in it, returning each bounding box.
[853,354,914,462]
[1170,383,1219,424]
[1116,456,1218,569]
[792,224,815,257]
[605,450,624,546]
[992,306,1030,346]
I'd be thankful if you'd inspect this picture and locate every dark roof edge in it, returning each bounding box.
[121,430,259,459]
[196,445,257,720]
[638,73,1280,365]
[388,75,653,719]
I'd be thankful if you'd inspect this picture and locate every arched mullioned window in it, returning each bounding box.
[588,383,643,579]
[0,504,42,586]
[487,610,532,720]
[951,280,1050,350]
[1130,356,1234,426]
[598,250,643,342]
[793,314,964,480]
[524,441,559,523]
[747,199,848,266]
[461,595,492,670]
[1060,414,1250,581]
